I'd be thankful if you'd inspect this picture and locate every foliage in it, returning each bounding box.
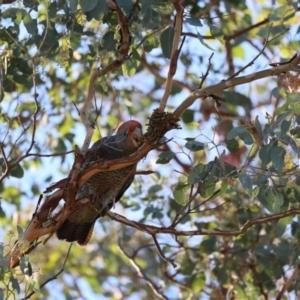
[1,0,300,299]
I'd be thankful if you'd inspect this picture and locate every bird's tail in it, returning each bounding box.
[56,208,99,246]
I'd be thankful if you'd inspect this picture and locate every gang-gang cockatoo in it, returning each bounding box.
[56,120,143,245]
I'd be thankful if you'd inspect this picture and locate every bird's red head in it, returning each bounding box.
[117,120,143,147]
[117,120,142,134]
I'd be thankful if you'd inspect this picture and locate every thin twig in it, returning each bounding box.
[151,234,177,268]
[140,52,192,91]
[199,53,214,89]
[21,243,73,300]
[118,243,169,300]
[0,143,10,183]
[276,263,300,300]
[227,24,272,79]
[26,150,74,158]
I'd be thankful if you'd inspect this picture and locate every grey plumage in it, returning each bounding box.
[56,121,143,245]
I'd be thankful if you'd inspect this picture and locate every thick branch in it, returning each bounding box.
[173,54,300,117]
[106,207,300,237]
[158,0,184,111]
[6,108,181,268]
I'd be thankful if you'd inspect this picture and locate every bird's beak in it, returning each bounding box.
[132,127,144,147]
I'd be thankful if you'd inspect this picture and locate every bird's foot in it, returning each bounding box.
[98,198,112,217]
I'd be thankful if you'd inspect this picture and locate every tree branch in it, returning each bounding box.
[21,244,73,300]
[106,207,300,238]
[158,0,184,111]
[118,243,169,300]
[173,53,300,117]
[276,263,300,300]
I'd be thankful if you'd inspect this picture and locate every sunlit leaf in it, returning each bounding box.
[225,138,239,153]
[173,182,189,205]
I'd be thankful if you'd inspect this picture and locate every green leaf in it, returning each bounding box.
[269,5,287,21]
[185,140,204,152]
[182,109,194,124]
[264,187,284,213]
[156,151,174,164]
[240,131,254,145]
[17,225,24,240]
[280,120,291,136]
[2,8,26,22]
[23,0,38,9]
[86,0,108,20]
[100,31,117,51]
[0,244,6,271]
[143,206,154,217]
[142,7,161,29]
[220,163,238,178]
[188,163,210,184]
[257,183,273,212]
[239,174,252,196]
[10,276,20,294]
[10,163,24,178]
[219,180,228,195]
[152,210,163,219]
[160,26,175,59]
[248,204,260,212]
[140,0,153,13]
[225,138,239,153]
[208,24,223,43]
[227,126,253,144]
[255,116,263,137]
[173,182,189,205]
[196,30,214,51]
[275,111,291,124]
[22,12,37,35]
[191,273,205,292]
[259,142,277,166]
[122,59,138,76]
[116,0,132,13]
[198,180,216,198]
[20,256,32,276]
[270,146,286,172]
[227,126,247,140]
[185,17,202,27]
[69,0,78,13]
[80,0,98,12]
[148,184,162,195]
[224,91,252,111]
[290,126,300,137]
